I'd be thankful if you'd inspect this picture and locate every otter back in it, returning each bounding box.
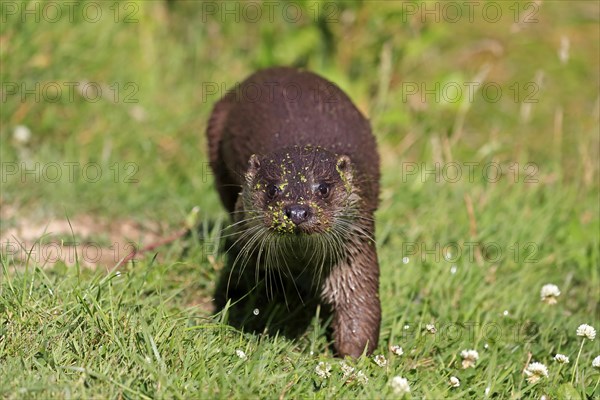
[207,67,379,213]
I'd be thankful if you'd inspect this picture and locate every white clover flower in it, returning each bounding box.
[356,370,368,384]
[340,361,354,378]
[554,354,569,364]
[449,376,460,388]
[235,349,247,360]
[390,376,410,395]
[315,362,331,379]
[426,323,437,334]
[460,349,479,369]
[576,324,596,340]
[374,354,387,367]
[340,362,368,385]
[390,345,404,356]
[540,284,561,304]
[524,362,549,384]
[13,125,32,144]
[592,355,600,368]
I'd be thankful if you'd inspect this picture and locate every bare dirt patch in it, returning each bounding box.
[1,213,169,269]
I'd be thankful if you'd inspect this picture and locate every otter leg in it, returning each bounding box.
[322,240,381,358]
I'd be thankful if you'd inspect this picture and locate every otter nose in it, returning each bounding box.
[284,204,311,225]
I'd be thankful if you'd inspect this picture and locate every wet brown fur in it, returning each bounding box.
[206,67,381,358]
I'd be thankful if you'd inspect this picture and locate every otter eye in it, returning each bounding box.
[266,184,280,199]
[317,183,331,198]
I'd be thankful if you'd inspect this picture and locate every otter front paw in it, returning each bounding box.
[332,302,381,358]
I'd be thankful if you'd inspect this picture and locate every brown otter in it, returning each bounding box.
[206,67,380,358]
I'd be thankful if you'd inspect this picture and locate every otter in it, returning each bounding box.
[206,67,380,358]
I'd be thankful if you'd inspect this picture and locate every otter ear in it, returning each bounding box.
[336,155,351,172]
[336,155,353,185]
[248,154,261,171]
[245,154,261,181]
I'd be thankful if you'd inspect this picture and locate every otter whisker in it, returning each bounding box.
[334,217,376,244]
[253,230,270,290]
[271,237,294,308]
[315,233,329,291]
[328,229,347,265]
[222,214,264,231]
[233,227,268,282]
[226,225,267,296]
[227,223,263,257]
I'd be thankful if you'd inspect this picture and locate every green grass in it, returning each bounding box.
[1,0,599,398]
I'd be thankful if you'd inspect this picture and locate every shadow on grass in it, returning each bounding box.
[211,238,332,342]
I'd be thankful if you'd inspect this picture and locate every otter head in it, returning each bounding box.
[241,145,359,236]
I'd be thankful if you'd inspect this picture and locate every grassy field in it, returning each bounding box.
[1,0,599,398]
